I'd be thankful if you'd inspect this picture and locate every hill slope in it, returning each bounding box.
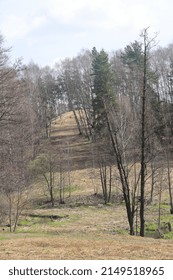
[0,111,173,260]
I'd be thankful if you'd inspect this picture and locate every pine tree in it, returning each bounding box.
[91,47,113,131]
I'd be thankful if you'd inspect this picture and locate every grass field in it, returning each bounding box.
[0,111,173,260]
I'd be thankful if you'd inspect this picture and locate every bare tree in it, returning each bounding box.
[0,82,33,231]
[98,155,112,204]
[29,145,56,208]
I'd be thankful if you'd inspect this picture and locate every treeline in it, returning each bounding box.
[0,28,173,236]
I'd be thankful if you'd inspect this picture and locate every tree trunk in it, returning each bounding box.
[106,115,135,235]
[140,29,148,237]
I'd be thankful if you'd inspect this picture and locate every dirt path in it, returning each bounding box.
[50,112,94,170]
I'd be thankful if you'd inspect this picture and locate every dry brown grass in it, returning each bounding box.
[1,233,173,260]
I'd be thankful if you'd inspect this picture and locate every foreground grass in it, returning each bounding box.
[1,232,173,260]
[1,202,173,259]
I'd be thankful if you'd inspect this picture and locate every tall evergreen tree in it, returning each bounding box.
[121,40,144,69]
[91,47,113,131]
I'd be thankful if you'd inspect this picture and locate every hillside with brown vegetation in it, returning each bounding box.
[0,111,173,260]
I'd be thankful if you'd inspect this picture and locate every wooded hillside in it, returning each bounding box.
[1,29,173,259]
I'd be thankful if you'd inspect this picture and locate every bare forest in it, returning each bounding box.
[1,29,173,259]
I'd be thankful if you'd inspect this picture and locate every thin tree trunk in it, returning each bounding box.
[140,29,148,237]
[106,115,135,235]
[108,165,112,203]
[167,154,173,213]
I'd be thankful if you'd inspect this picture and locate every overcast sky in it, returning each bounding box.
[0,0,173,67]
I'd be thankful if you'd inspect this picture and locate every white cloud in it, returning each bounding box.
[74,32,87,38]
[36,0,161,33]
[37,0,87,23]
[1,0,173,66]
[1,15,30,39]
[0,8,47,40]
[32,16,47,29]
[1,0,172,41]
